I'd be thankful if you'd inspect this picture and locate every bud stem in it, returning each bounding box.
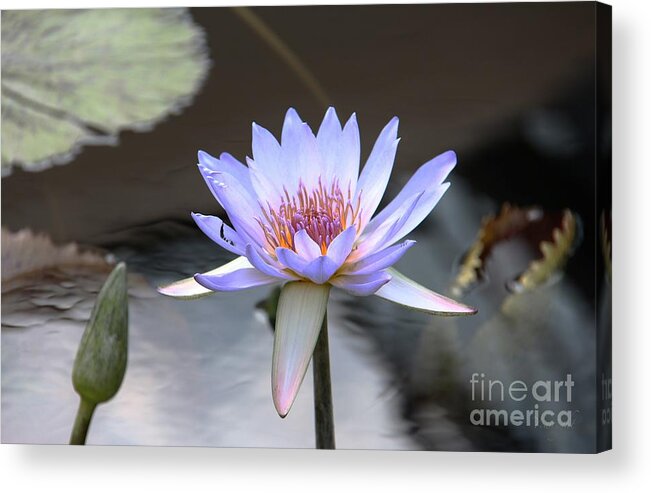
[69,397,97,445]
[312,310,335,449]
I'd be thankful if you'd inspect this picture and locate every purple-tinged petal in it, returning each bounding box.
[325,225,357,266]
[365,150,456,236]
[198,150,253,193]
[280,108,322,193]
[338,113,361,191]
[276,247,339,284]
[355,117,400,227]
[379,183,450,248]
[195,266,279,292]
[192,213,246,256]
[316,107,342,182]
[352,191,423,260]
[281,108,304,143]
[301,256,339,284]
[315,108,360,191]
[202,171,266,247]
[198,165,256,213]
[344,240,416,275]
[157,256,252,299]
[248,123,286,205]
[245,244,295,280]
[294,229,322,261]
[272,281,330,417]
[330,270,392,296]
[374,268,477,315]
[246,156,284,208]
[276,247,308,274]
[356,181,450,256]
[251,122,282,175]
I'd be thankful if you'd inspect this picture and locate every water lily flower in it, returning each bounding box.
[159,107,477,417]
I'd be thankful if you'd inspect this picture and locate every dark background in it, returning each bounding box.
[3,2,598,249]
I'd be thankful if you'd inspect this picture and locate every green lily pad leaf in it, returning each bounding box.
[1,8,209,175]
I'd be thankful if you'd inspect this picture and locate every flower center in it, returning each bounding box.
[257,179,362,255]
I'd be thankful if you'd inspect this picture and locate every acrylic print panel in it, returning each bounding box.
[1,2,611,452]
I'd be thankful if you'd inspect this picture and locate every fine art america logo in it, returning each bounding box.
[469,373,575,428]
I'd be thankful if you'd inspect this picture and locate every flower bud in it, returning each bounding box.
[72,263,128,404]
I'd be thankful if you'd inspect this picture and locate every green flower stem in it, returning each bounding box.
[69,397,97,445]
[312,310,335,449]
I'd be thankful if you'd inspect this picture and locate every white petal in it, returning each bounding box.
[374,268,477,315]
[157,256,252,299]
[272,281,331,417]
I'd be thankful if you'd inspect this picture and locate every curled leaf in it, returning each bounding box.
[508,209,577,293]
[452,204,579,296]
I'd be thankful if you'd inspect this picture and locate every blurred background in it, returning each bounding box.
[1,3,610,452]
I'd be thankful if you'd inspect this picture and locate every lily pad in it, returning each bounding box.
[1,8,209,175]
[1,227,111,282]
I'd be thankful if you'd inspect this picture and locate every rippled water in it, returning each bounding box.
[2,226,413,449]
[2,183,599,451]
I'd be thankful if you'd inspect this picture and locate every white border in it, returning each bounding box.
[1,0,650,491]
